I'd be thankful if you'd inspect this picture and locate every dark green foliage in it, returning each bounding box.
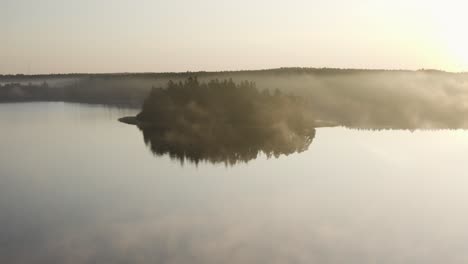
[137,77,311,128]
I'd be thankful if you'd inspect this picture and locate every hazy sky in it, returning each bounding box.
[2,0,468,74]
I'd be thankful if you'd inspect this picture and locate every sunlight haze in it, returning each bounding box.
[4,1,468,263]
[2,0,467,74]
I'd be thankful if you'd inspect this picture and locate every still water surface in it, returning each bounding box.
[1,103,468,263]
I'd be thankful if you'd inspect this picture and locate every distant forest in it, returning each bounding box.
[2,67,468,129]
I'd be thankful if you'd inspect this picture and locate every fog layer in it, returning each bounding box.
[2,69,468,128]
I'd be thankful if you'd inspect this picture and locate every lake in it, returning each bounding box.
[1,102,468,263]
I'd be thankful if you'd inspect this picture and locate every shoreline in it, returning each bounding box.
[118,116,338,128]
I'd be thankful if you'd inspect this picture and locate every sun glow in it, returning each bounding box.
[431,1,468,71]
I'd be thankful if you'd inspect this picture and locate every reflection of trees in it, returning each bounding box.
[139,125,315,165]
[135,77,316,165]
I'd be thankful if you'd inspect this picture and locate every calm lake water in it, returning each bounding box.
[2,102,468,263]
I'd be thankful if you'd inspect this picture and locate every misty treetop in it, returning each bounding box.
[137,77,312,130]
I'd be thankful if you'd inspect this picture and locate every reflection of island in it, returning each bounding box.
[122,77,318,165]
[139,124,315,165]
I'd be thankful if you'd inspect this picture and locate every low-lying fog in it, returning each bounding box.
[2,69,468,129]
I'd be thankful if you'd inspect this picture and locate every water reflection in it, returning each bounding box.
[4,103,468,263]
[139,125,316,165]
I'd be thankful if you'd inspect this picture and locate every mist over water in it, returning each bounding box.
[4,0,468,262]
[3,70,468,263]
[1,103,468,263]
[102,72,468,165]
[3,69,468,128]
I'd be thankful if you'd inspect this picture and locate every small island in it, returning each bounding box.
[120,77,319,164]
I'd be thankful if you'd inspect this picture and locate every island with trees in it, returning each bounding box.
[120,77,317,165]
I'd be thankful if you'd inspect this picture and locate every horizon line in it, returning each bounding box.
[1,67,466,77]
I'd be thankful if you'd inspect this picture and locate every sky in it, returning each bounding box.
[1,0,468,74]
